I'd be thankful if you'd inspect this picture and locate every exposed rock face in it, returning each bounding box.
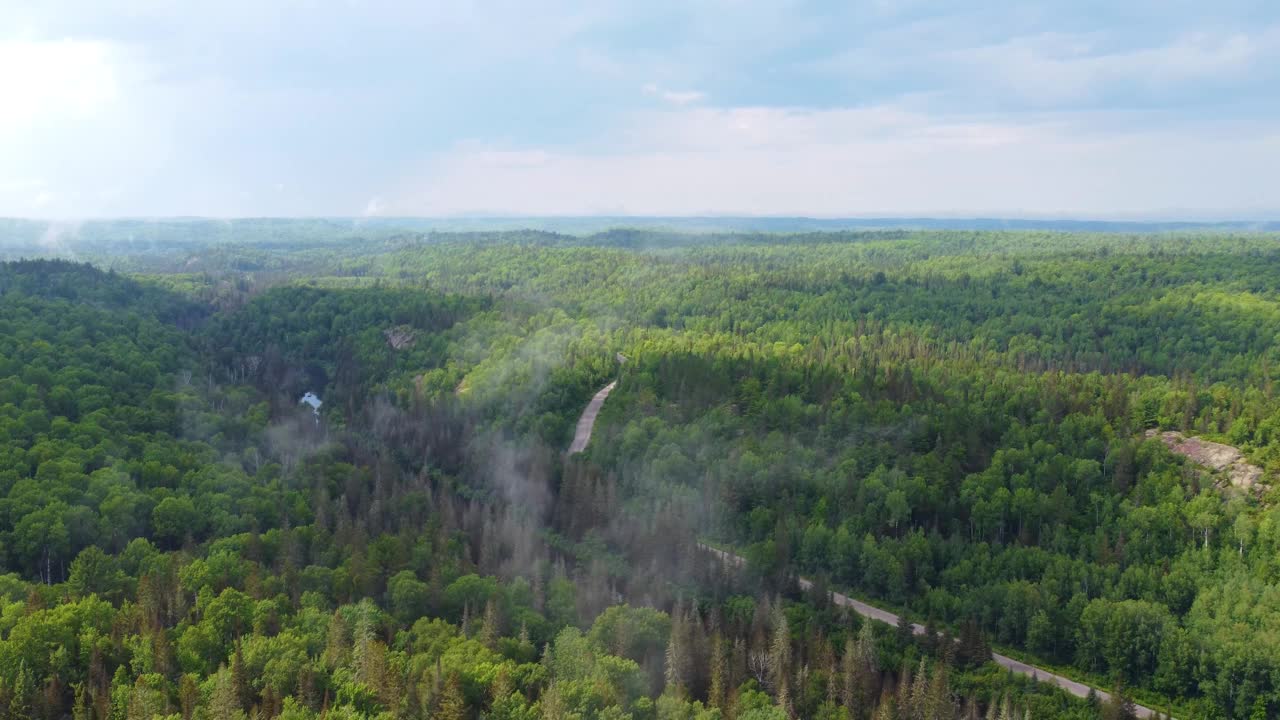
[1146,430,1264,491]
[384,326,416,350]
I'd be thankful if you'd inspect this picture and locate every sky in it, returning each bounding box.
[1,1,1278,219]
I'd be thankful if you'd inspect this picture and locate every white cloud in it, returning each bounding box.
[1,2,1276,218]
[393,104,1279,217]
[0,39,119,129]
[643,82,706,106]
[947,26,1280,106]
[661,89,705,105]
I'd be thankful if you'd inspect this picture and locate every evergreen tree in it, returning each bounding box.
[897,614,915,650]
[665,604,689,695]
[896,660,914,720]
[770,611,792,718]
[925,664,951,720]
[7,663,31,720]
[709,632,728,711]
[480,597,501,650]
[432,671,466,720]
[209,665,243,720]
[108,666,131,720]
[230,642,251,712]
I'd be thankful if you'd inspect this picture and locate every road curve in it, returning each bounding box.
[698,543,1168,719]
[567,381,617,454]
[569,383,1168,718]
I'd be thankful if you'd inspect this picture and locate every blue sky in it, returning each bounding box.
[1,1,1277,218]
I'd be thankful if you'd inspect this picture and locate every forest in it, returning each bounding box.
[0,225,1277,719]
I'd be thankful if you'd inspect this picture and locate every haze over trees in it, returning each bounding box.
[0,225,1276,718]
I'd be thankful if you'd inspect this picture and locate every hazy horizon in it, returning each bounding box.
[6,213,1280,223]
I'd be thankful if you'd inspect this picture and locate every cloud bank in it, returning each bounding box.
[0,1,1276,218]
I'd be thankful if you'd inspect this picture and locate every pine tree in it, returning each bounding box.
[322,611,348,669]
[491,665,514,703]
[926,663,951,720]
[71,683,92,720]
[897,613,915,649]
[517,621,536,661]
[846,620,879,717]
[295,666,318,711]
[908,658,929,720]
[9,662,32,720]
[709,632,728,711]
[686,605,710,698]
[769,610,792,715]
[922,617,940,655]
[479,597,501,649]
[956,619,990,670]
[821,638,839,707]
[938,630,958,668]
[152,629,176,678]
[874,691,896,720]
[126,676,168,720]
[260,686,281,719]
[1102,683,1137,720]
[432,671,466,720]
[108,665,131,720]
[405,678,426,720]
[209,665,243,720]
[896,660,914,720]
[665,605,689,695]
[841,637,857,710]
[230,642,251,712]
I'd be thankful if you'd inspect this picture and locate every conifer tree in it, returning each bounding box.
[874,691,896,720]
[770,610,792,717]
[8,662,32,720]
[432,671,466,720]
[896,660,914,720]
[926,663,951,720]
[209,665,243,720]
[908,658,929,720]
[897,614,915,649]
[108,666,131,720]
[709,632,728,711]
[230,642,251,712]
[323,611,348,669]
[72,682,92,720]
[480,597,502,649]
[665,604,689,695]
[841,637,858,711]
[491,665,514,703]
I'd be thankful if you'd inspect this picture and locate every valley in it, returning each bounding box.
[0,227,1276,718]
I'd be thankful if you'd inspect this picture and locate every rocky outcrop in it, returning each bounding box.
[1146,430,1264,492]
[384,326,416,350]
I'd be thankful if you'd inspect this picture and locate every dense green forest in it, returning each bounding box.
[0,226,1277,718]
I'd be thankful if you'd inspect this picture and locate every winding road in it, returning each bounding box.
[567,381,617,454]
[700,544,1165,718]
[569,383,1168,719]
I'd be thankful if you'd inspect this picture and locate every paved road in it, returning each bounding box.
[567,381,617,454]
[699,543,1167,719]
